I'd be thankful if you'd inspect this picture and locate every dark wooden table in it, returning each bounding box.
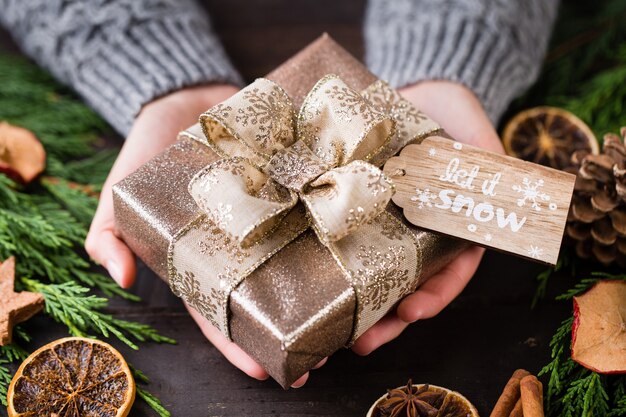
[1,1,573,415]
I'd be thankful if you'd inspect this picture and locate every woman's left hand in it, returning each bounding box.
[352,80,504,355]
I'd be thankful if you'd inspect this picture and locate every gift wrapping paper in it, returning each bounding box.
[113,34,467,387]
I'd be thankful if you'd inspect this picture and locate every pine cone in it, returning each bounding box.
[566,127,626,267]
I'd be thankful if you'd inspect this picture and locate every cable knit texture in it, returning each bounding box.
[0,0,559,133]
[364,0,559,123]
[0,0,243,135]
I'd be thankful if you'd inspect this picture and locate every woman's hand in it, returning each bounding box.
[87,80,500,385]
[352,80,504,355]
[86,83,323,388]
[84,84,263,378]
[85,84,326,387]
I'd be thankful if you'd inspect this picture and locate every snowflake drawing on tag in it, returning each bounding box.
[527,245,543,259]
[512,177,550,211]
[484,233,492,242]
[428,148,437,156]
[410,188,436,209]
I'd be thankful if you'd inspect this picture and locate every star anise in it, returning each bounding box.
[376,379,445,417]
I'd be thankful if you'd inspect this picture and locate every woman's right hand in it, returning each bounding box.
[86,83,323,388]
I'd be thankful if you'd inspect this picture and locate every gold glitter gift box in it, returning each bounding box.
[113,34,467,388]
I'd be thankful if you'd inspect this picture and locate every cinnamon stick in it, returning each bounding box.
[489,369,531,417]
[520,375,544,417]
[508,399,523,417]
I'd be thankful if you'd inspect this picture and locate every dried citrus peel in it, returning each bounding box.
[572,280,626,374]
[0,122,46,184]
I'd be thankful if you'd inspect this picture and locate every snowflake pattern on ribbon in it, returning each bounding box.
[512,178,551,211]
[410,188,437,209]
[212,203,233,228]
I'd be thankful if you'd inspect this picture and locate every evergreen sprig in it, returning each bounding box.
[0,53,173,415]
[556,272,626,301]
[0,175,135,300]
[562,372,609,417]
[132,367,172,417]
[512,0,626,136]
[610,379,626,417]
[21,278,175,349]
[0,344,28,406]
[555,60,626,138]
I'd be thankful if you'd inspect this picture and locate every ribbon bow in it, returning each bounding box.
[169,74,441,342]
[189,75,396,246]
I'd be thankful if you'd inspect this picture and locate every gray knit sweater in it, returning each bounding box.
[0,0,559,135]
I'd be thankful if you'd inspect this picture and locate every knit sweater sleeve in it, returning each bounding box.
[0,0,243,135]
[364,0,560,123]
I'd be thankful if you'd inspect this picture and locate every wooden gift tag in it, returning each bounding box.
[383,136,576,265]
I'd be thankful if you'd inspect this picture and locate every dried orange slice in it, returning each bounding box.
[367,381,479,417]
[7,337,135,417]
[503,106,599,170]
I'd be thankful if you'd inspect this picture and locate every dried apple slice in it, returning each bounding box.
[572,280,626,374]
[0,122,46,184]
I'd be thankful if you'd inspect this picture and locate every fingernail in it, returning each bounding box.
[106,260,123,286]
[412,309,424,322]
[400,307,422,323]
[313,357,328,369]
[291,376,307,388]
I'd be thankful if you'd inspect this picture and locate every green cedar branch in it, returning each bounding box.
[136,388,172,417]
[0,51,174,416]
[556,273,626,300]
[0,176,136,300]
[0,343,29,406]
[131,366,172,417]
[21,278,176,349]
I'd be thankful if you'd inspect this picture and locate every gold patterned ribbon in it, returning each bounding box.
[191,75,396,246]
[168,75,441,343]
